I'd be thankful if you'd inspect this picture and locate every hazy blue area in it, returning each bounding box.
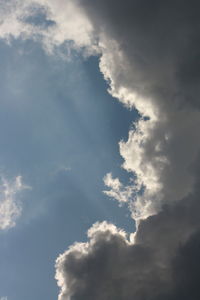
[0,39,137,299]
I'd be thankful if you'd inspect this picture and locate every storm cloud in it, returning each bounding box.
[1,0,200,299]
[54,1,200,299]
[55,183,200,300]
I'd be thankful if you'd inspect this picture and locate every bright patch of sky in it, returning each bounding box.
[0,37,137,299]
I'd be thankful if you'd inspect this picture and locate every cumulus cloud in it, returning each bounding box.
[1,0,200,299]
[0,175,29,230]
[53,1,200,299]
[80,0,200,220]
[55,186,200,300]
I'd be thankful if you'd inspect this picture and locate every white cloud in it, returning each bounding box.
[0,175,29,230]
[103,172,135,204]
[0,0,96,55]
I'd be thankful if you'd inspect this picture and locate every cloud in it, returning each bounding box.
[55,187,200,300]
[53,1,200,299]
[103,172,135,204]
[0,175,29,230]
[78,0,200,220]
[0,0,96,55]
[1,0,200,299]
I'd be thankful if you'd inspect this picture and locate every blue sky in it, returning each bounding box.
[0,38,137,299]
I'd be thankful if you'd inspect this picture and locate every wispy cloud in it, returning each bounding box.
[0,0,96,55]
[0,175,30,230]
[103,172,135,204]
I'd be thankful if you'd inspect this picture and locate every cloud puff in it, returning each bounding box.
[56,221,166,300]
[0,175,29,230]
[103,173,135,204]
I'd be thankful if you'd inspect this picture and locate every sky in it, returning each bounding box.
[0,33,135,300]
[1,1,200,300]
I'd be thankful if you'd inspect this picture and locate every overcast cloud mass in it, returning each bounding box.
[1,0,200,299]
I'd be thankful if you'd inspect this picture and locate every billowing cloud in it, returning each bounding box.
[55,187,200,300]
[53,1,200,299]
[55,221,171,300]
[79,0,200,220]
[1,0,200,299]
[0,175,29,230]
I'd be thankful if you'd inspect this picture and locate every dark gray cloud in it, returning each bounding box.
[80,0,200,107]
[56,221,170,300]
[55,1,200,299]
[72,0,200,219]
[75,0,200,214]
[56,186,200,300]
[170,230,200,300]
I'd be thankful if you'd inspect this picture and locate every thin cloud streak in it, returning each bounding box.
[0,175,29,230]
